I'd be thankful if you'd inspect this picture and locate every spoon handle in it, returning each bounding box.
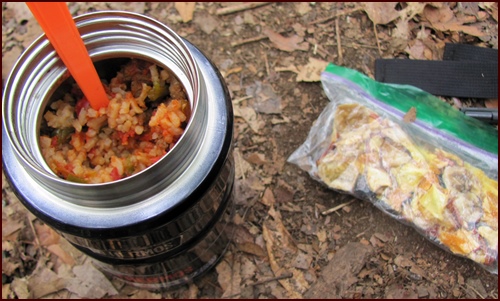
[26,2,109,110]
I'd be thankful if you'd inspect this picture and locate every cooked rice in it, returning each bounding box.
[40,59,190,184]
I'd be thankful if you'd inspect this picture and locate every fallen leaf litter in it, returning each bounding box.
[2,2,498,299]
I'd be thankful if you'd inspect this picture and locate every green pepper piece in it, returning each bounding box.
[147,82,168,101]
[124,156,135,175]
[67,174,87,183]
[55,127,75,145]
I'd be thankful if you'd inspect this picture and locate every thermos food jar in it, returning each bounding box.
[2,11,234,290]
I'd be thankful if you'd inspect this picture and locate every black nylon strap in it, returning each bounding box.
[443,43,498,62]
[374,59,498,99]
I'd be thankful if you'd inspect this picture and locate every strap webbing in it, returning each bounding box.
[443,43,498,62]
[375,43,498,99]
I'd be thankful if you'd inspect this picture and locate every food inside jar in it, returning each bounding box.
[39,59,190,184]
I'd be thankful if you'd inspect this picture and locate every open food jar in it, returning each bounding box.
[2,11,234,290]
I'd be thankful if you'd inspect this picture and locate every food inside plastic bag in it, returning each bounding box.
[288,63,498,274]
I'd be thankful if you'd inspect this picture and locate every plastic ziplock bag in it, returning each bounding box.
[288,63,498,274]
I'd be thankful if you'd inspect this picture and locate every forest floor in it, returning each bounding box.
[2,2,498,299]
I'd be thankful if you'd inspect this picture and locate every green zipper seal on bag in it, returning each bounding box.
[324,63,498,155]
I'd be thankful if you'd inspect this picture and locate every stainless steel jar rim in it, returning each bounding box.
[2,11,233,232]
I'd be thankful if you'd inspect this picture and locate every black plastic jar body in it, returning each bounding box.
[2,11,234,290]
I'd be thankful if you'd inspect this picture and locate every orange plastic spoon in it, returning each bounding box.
[26,2,109,110]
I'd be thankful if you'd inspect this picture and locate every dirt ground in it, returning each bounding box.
[2,2,498,299]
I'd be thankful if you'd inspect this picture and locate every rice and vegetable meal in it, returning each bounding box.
[317,103,498,267]
[40,59,190,184]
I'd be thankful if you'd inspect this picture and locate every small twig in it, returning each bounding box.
[373,23,383,56]
[461,284,486,299]
[235,151,246,180]
[263,50,270,77]
[489,289,498,299]
[27,217,44,256]
[222,271,293,299]
[232,95,252,105]
[231,35,267,47]
[250,272,294,286]
[335,18,343,65]
[308,7,363,25]
[356,226,372,238]
[216,2,271,16]
[222,292,241,299]
[231,30,288,47]
[322,199,355,215]
[323,42,384,51]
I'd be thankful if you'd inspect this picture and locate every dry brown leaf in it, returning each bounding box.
[245,152,267,165]
[275,64,300,74]
[390,3,427,50]
[422,5,487,37]
[404,2,428,19]
[35,223,60,246]
[262,205,308,298]
[362,2,401,25]
[216,261,234,296]
[295,2,312,16]
[374,232,390,242]
[260,187,276,207]
[194,12,219,35]
[480,2,498,22]
[369,235,384,248]
[296,58,329,82]
[46,244,76,266]
[316,229,327,243]
[446,23,487,37]
[263,28,309,52]
[234,148,253,179]
[410,264,427,279]
[292,251,313,270]
[403,107,417,123]
[485,99,498,108]
[2,284,13,299]
[280,203,302,212]
[129,290,163,299]
[216,252,242,298]
[423,4,455,24]
[394,255,413,268]
[224,66,243,77]
[5,2,33,24]
[246,175,267,191]
[291,269,310,294]
[247,81,282,114]
[234,177,260,206]
[2,258,20,276]
[11,277,30,299]
[188,283,199,299]
[237,242,267,258]
[174,2,196,23]
[66,262,118,298]
[392,18,410,47]
[262,224,303,299]
[227,224,256,245]
[273,182,295,204]
[28,266,68,298]
[406,39,428,60]
[2,218,24,238]
[360,237,370,246]
[233,106,265,133]
[240,256,257,282]
[271,115,290,125]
